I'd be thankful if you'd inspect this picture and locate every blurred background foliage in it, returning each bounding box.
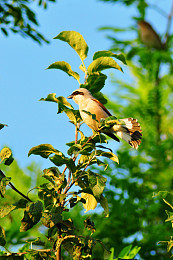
[1,0,173,259]
[91,0,173,259]
[0,0,56,44]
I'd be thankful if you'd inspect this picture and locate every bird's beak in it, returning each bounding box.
[67,94,73,99]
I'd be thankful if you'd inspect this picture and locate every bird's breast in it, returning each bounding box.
[79,99,109,131]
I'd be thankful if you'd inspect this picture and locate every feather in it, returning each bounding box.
[105,132,120,142]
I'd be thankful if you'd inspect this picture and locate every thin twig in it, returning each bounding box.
[75,124,78,145]
[149,4,168,18]
[0,169,32,202]
[64,154,96,195]
[164,0,173,43]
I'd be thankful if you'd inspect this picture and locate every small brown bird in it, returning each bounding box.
[138,20,164,49]
[68,88,142,149]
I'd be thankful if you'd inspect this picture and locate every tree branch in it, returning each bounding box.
[0,169,32,202]
[164,0,173,43]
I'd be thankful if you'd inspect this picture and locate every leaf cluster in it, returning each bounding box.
[0,0,56,44]
[0,30,125,259]
[47,30,126,103]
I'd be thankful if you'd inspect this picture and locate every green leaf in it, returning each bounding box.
[0,177,11,197]
[128,246,141,258]
[50,155,76,173]
[0,199,28,218]
[0,226,6,246]
[108,248,114,260]
[47,61,80,82]
[85,72,107,93]
[41,208,62,228]
[93,50,127,65]
[67,144,81,156]
[98,195,109,217]
[40,94,73,109]
[28,144,61,159]
[54,31,88,61]
[0,124,7,130]
[87,57,123,74]
[94,91,108,104]
[20,201,43,232]
[84,216,96,233]
[82,110,98,122]
[63,108,82,124]
[165,210,173,222]
[96,150,119,164]
[81,193,97,212]
[0,204,16,218]
[118,244,132,258]
[88,170,107,199]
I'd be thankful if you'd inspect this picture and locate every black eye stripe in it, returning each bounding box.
[72,91,84,96]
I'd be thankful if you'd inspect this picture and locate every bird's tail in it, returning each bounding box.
[113,118,142,149]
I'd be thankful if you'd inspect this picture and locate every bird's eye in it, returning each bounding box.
[72,91,84,96]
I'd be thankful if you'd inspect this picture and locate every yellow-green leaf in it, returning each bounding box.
[47,61,80,82]
[40,94,73,109]
[96,150,119,164]
[54,31,88,61]
[87,57,123,74]
[0,148,12,161]
[93,50,127,65]
[81,193,97,212]
[28,144,62,159]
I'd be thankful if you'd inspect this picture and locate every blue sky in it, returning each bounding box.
[0,0,171,170]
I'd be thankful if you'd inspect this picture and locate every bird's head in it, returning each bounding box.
[67,88,93,105]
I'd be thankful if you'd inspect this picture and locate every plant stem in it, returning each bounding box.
[164,0,173,43]
[64,154,95,194]
[0,169,32,202]
[75,124,79,144]
[56,246,61,260]
[56,226,62,260]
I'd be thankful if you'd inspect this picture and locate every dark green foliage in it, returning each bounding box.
[89,2,173,259]
[0,0,56,44]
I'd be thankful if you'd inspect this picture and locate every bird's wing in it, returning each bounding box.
[91,98,112,116]
[105,132,120,142]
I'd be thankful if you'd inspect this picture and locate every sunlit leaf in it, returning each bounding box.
[96,150,119,164]
[47,61,80,82]
[0,226,6,246]
[40,94,73,109]
[128,246,141,258]
[28,144,62,159]
[54,31,88,61]
[0,147,11,161]
[118,244,132,258]
[81,193,97,212]
[88,170,107,199]
[20,201,43,231]
[0,199,28,218]
[87,57,123,74]
[93,50,127,65]
[0,204,16,218]
[63,108,82,124]
[0,177,11,197]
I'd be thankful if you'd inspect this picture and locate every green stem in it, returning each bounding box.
[0,169,32,202]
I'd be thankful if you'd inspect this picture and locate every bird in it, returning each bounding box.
[67,88,142,149]
[138,20,164,50]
